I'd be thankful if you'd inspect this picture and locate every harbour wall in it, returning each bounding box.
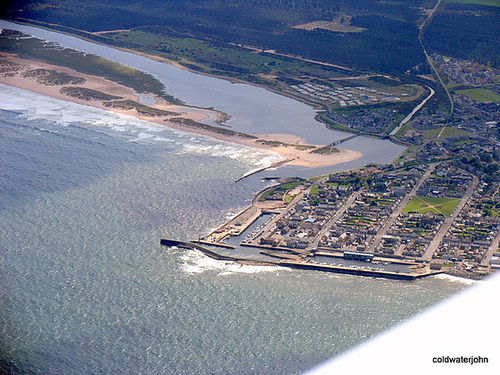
[160,239,440,280]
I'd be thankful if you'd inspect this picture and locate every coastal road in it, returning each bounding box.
[422,175,479,260]
[310,190,362,249]
[367,163,438,252]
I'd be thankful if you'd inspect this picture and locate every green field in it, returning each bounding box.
[259,180,305,202]
[403,196,461,217]
[310,185,319,195]
[425,126,469,138]
[446,0,500,7]
[455,88,500,102]
[109,29,308,81]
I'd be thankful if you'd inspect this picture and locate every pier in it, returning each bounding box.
[160,239,441,280]
[234,158,294,183]
[202,205,263,244]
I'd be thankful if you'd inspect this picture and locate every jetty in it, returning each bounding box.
[160,239,441,280]
[234,158,293,183]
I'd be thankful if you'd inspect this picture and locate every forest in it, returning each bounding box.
[424,2,500,68]
[1,0,498,73]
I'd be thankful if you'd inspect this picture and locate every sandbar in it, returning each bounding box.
[0,53,362,168]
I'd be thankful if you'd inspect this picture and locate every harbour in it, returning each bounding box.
[160,174,443,281]
[173,159,492,280]
[160,239,440,280]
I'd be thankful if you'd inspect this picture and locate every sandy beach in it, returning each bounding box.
[0,53,362,168]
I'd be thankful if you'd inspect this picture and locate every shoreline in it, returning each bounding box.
[0,52,363,169]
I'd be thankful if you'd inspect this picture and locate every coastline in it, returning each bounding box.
[0,52,362,169]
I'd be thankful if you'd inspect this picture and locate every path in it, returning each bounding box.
[232,43,353,71]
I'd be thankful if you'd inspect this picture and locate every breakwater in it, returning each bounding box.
[160,239,276,266]
[160,239,441,280]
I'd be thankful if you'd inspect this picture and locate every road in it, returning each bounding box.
[422,176,479,260]
[418,0,454,120]
[249,184,312,245]
[480,229,500,267]
[310,190,362,248]
[391,0,451,137]
[367,163,439,252]
[389,86,435,136]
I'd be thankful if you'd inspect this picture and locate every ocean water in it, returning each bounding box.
[0,85,472,374]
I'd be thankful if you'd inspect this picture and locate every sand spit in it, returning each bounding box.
[0,53,362,168]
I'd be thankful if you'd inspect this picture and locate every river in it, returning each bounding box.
[0,20,405,178]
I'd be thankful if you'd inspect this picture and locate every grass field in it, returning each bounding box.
[455,88,500,103]
[425,126,469,138]
[110,29,304,77]
[259,180,304,202]
[403,196,461,217]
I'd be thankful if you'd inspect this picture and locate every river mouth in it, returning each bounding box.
[1,20,406,173]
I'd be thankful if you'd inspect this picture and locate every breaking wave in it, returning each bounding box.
[179,250,290,276]
[432,273,480,286]
[181,142,283,168]
[0,83,281,168]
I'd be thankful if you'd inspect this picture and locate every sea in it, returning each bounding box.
[0,22,473,374]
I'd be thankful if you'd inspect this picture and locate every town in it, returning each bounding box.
[190,51,500,279]
[198,159,499,280]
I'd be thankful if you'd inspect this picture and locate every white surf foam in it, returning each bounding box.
[179,250,290,276]
[181,142,283,169]
[432,273,480,286]
[1,84,283,168]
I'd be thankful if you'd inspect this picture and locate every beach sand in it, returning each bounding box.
[0,53,362,168]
